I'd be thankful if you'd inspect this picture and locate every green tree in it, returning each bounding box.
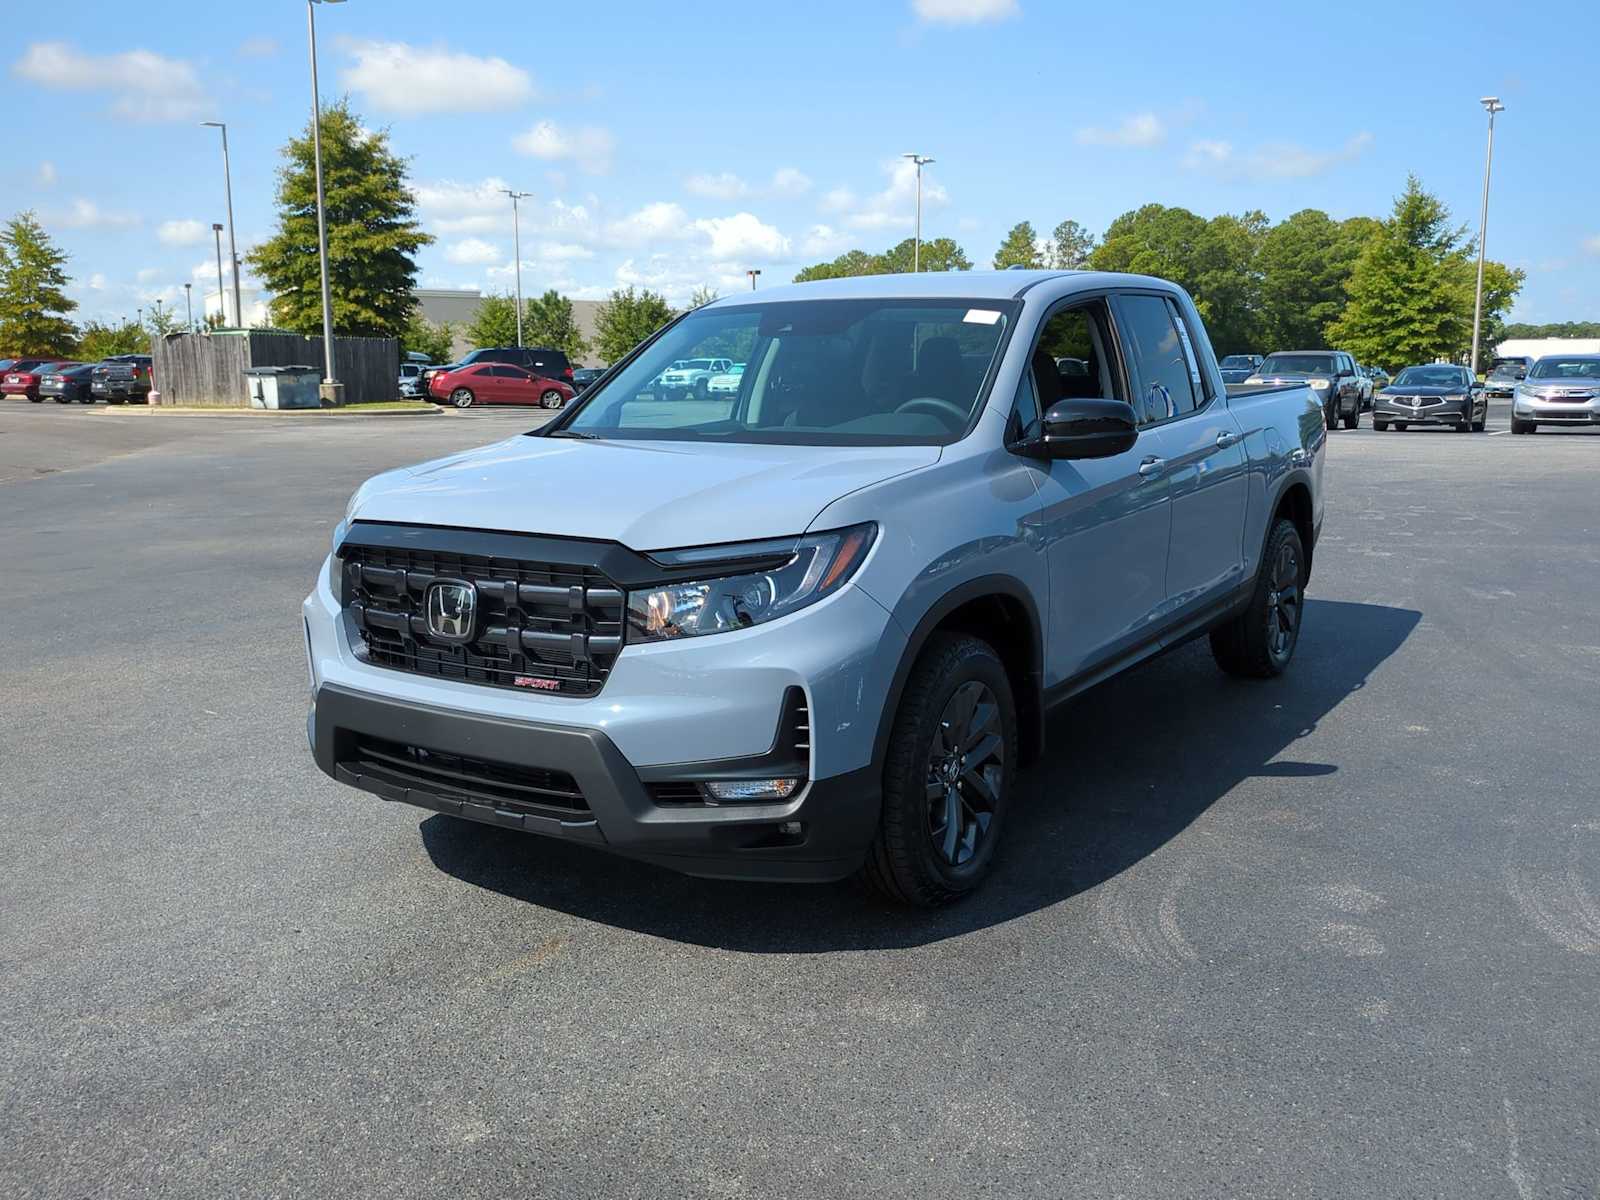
[793,248,881,282]
[76,319,148,360]
[592,286,675,364]
[247,100,432,339]
[464,294,521,349]
[400,307,455,363]
[993,221,1041,269]
[147,305,180,336]
[1045,219,1097,269]
[687,286,720,309]
[1500,320,1600,339]
[1327,176,1523,367]
[0,211,78,357]
[1256,210,1377,350]
[878,237,972,274]
[524,289,588,360]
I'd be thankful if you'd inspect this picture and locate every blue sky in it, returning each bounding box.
[12,0,1597,328]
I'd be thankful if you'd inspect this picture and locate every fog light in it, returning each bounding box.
[779,821,803,836]
[703,778,800,804]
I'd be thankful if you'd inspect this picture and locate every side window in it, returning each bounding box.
[1014,299,1123,441]
[1165,297,1209,405]
[1116,294,1197,424]
[1011,364,1041,440]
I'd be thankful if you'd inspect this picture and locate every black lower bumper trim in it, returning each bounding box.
[312,684,880,882]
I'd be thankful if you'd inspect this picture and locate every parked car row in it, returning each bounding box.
[1,354,152,404]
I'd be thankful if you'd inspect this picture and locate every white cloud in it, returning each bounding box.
[48,198,140,230]
[801,224,852,257]
[1583,235,1600,256]
[772,167,813,196]
[607,202,692,246]
[136,267,162,284]
[414,177,516,235]
[912,0,1019,24]
[87,273,108,291]
[238,36,278,59]
[13,42,209,122]
[1183,131,1374,180]
[513,121,616,173]
[821,186,857,213]
[840,158,948,231]
[157,219,208,246]
[445,237,502,265]
[1076,113,1166,148]
[685,172,749,200]
[690,213,791,261]
[538,241,594,261]
[39,161,57,187]
[340,40,534,115]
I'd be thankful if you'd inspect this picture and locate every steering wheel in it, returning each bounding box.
[894,396,968,429]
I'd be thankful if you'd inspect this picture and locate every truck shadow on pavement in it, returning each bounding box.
[421,599,1420,951]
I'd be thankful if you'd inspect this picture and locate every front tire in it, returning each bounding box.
[1210,517,1306,679]
[540,389,563,410]
[862,633,1017,907]
[1394,422,1408,431]
[450,388,475,409]
[1373,420,1389,432]
[1511,417,1535,434]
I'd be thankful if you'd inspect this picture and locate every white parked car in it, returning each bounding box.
[656,357,733,399]
[705,362,746,398]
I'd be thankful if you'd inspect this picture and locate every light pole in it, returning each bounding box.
[212,223,226,326]
[307,0,346,398]
[747,269,761,291]
[184,283,193,330]
[200,122,243,329]
[502,188,532,346]
[902,153,935,272]
[1469,97,1505,377]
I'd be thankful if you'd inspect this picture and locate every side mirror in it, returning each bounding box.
[1025,398,1139,460]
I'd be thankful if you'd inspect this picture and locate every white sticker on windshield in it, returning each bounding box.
[963,309,1002,325]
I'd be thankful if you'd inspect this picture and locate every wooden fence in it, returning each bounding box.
[151,331,399,407]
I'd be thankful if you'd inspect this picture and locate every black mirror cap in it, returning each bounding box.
[1030,397,1139,460]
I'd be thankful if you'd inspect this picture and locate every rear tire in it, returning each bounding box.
[29,396,43,403]
[53,396,71,404]
[861,633,1017,907]
[1210,517,1305,679]
[106,397,125,406]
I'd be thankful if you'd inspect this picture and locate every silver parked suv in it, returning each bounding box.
[305,271,1324,905]
[1510,354,1600,434]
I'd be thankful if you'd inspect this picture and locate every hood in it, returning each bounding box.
[1382,385,1465,397]
[349,434,941,550]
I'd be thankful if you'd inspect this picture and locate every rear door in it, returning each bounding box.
[1116,293,1250,624]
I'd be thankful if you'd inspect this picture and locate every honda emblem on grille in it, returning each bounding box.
[425,580,477,644]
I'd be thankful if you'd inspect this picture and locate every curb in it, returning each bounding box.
[96,404,441,418]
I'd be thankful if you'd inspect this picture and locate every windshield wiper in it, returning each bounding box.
[548,429,602,439]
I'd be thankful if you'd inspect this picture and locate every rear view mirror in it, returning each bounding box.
[1026,398,1139,460]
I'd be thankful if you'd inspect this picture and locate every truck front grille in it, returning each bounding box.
[340,541,624,697]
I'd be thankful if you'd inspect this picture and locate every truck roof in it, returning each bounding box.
[705,269,1180,306]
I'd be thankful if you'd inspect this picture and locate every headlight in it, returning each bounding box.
[1308,378,1331,390]
[627,524,876,642]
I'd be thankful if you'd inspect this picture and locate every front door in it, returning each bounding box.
[1016,299,1172,686]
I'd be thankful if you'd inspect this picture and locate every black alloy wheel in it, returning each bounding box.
[1264,538,1301,666]
[925,680,1005,868]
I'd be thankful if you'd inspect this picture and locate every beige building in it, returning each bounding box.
[412,288,605,364]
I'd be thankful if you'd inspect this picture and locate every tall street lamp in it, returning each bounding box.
[502,188,532,347]
[200,122,243,328]
[307,0,346,400]
[902,153,935,272]
[747,268,761,291]
[184,283,194,330]
[1469,97,1505,377]
[212,223,226,326]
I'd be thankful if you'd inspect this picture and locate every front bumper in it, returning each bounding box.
[1513,396,1600,424]
[310,683,880,881]
[1374,399,1470,425]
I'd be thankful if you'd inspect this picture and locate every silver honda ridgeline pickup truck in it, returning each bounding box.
[305,271,1324,906]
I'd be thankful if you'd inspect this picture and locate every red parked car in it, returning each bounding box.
[3,359,77,402]
[427,362,574,410]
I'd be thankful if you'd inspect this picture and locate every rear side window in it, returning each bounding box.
[1115,293,1197,424]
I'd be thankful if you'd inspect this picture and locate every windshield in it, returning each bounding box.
[1260,353,1336,375]
[554,298,1015,446]
[1393,366,1468,388]
[1528,358,1600,380]
[1487,358,1528,379]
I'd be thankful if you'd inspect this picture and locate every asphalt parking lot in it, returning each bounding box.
[2,398,1597,1198]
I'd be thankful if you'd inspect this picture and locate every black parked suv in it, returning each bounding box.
[421,346,573,392]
